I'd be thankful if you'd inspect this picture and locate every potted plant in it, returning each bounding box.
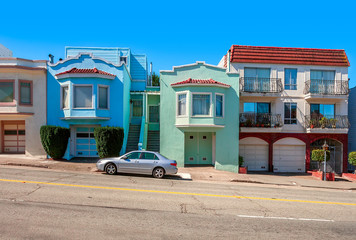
[319,117,328,129]
[246,119,252,127]
[311,149,334,181]
[330,118,337,128]
[238,155,247,174]
[309,119,315,129]
[349,152,356,174]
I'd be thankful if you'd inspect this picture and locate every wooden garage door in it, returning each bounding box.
[273,145,306,172]
[239,144,268,171]
[2,121,25,153]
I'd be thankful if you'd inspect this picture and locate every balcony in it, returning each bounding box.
[240,113,283,132]
[305,114,349,133]
[240,78,283,97]
[304,80,349,100]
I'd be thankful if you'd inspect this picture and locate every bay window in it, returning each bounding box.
[215,94,224,117]
[177,93,186,116]
[98,86,109,109]
[192,94,211,116]
[19,81,32,105]
[62,86,69,109]
[0,81,14,103]
[74,85,92,108]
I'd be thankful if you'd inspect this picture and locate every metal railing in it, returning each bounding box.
[240,113,283,128]
[240,77,283,93]
[304,80,349,95]
[305,114,349,129]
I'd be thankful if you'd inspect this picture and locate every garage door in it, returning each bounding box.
[239,137,268,171]
[273,138,305,172]
[2,121,25,153]
[75,127,98,157]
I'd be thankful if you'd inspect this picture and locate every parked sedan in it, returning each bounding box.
[96,151,178,178]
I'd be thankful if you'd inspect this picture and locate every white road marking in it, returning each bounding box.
[237,215,334,222]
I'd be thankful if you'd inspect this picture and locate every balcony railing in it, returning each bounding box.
[240,113,283,128]
[304,80,349,95]
[305,114,349,129]
[240,77,283,93]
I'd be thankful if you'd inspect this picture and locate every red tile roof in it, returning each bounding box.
[55,67,115,77]
[229,45,350,67]
[171,78,230,87]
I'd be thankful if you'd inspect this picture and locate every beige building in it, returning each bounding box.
[0,47,47,157]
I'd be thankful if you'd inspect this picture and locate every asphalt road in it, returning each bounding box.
[0,166,355,240]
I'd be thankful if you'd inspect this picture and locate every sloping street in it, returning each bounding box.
[0,166,355,239]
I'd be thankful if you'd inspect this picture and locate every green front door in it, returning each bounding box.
[184,132,212,165]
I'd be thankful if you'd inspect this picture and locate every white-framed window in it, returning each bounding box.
[284,68,297,90]
[215,93,224,118]
[73,85,93,109]
[284,102,297,125]
[176,92,187,116]
[192,93,212,117]
[61,85,69,109]
[98,85,109,109]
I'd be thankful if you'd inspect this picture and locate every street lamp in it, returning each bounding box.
[322,141,329,181]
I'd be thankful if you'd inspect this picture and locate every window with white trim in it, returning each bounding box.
[74,85,92,108]
[62,86,69,109]
[98,86,109,109]
[216,94,224,117]
[284,69,297,90]
[192,94,210,116]
[284,102,297,124]
[177,93,187,116]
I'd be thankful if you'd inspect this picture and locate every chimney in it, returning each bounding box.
[48,54,54,64]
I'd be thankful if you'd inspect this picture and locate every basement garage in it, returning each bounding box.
[239,137,269,171]
[273,138,306,172]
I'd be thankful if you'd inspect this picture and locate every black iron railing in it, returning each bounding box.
[240,113,283,128]
[240,77,283,93]
[304,80,349,95]
[305,114,349,129]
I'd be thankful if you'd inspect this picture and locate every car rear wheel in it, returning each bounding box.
[152,167,165,179]
[105,163,117,175]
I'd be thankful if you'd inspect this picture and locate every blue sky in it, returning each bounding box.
[1,0,355,86]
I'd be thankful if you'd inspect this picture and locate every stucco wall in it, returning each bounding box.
[160,62,239,173]
[0,64,47,157]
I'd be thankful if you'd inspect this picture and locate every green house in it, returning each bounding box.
[160,62,240,173]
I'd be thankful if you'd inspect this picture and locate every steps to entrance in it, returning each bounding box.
[125,124,141,153]
[147,130,160,153]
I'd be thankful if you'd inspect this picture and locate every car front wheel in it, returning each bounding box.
[105,163,117,175]
[152,167,165,179]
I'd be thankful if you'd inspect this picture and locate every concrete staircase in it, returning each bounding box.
[147,130,160,152]
[125,124,140,153]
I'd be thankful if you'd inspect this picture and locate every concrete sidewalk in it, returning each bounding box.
[0,155,355,190]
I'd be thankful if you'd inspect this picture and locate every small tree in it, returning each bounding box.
[311,149,330,171]
[348,152,356,173]
[152,72,160,86]
[94,127,124,158]
[40,126,70,159]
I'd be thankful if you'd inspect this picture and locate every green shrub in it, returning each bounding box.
[94,127,124,158]
[311,149,330,163]
[40,125,70,159]
[239,155,244,167]
[349,152,356,166]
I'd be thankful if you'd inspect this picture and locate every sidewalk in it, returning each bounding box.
[0,155,355,190]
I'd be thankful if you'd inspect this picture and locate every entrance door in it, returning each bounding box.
[2,121,25,153]
[184,132,212,165]
[75,127,98,157]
